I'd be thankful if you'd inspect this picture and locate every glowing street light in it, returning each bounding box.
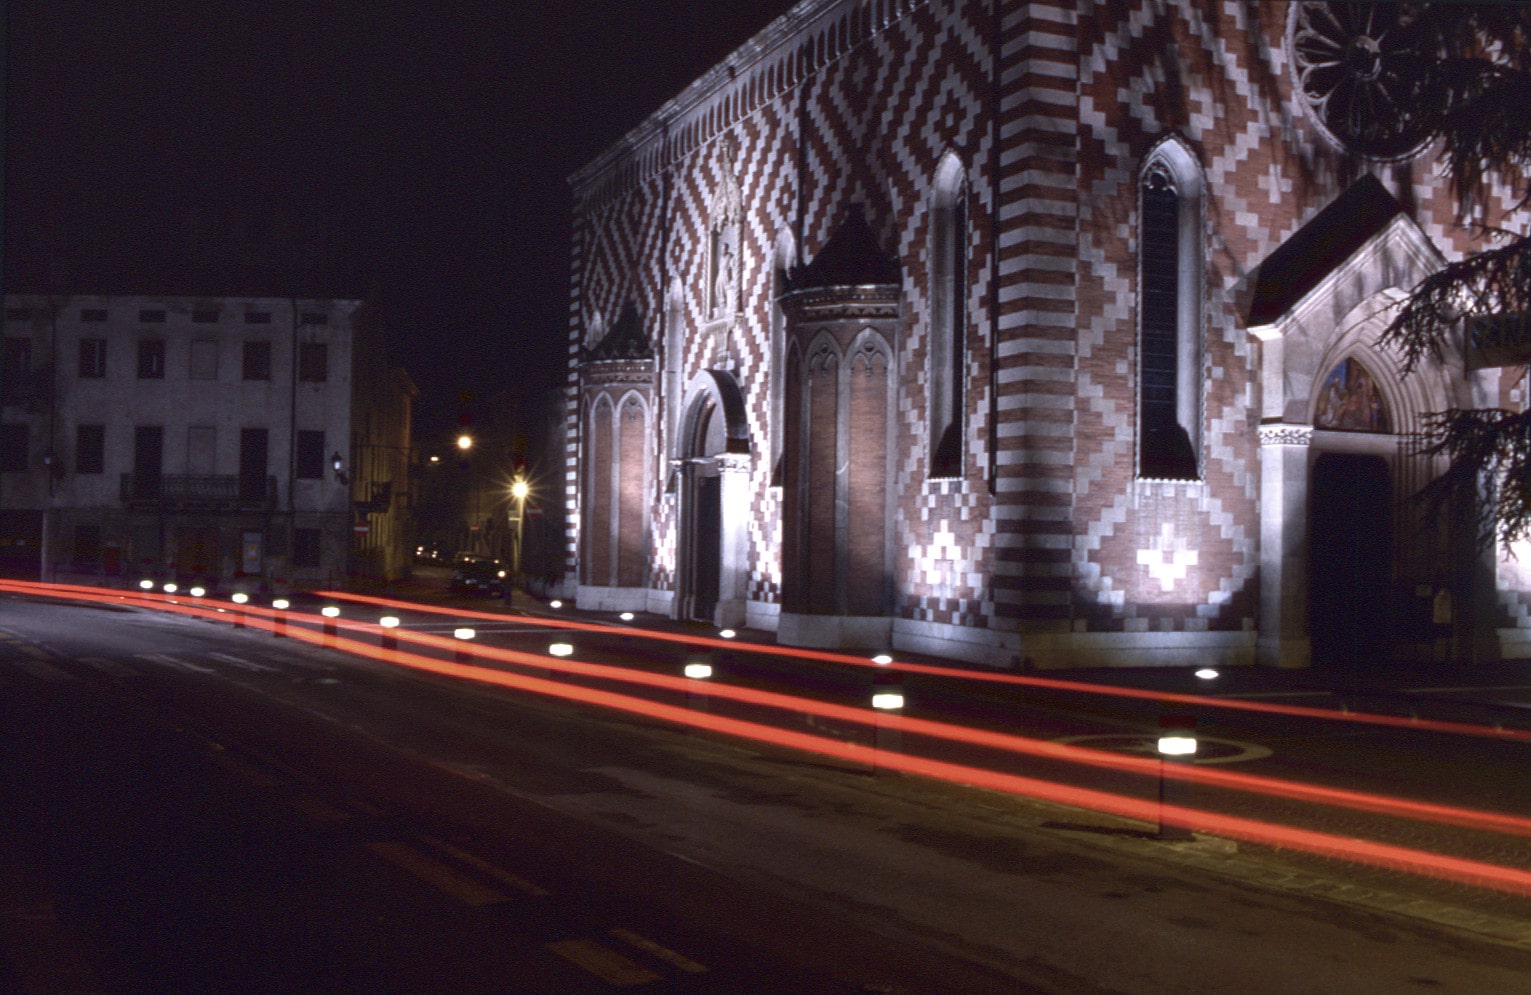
[456,434,473,451]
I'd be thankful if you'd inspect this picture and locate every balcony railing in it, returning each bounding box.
[120,473,277,510]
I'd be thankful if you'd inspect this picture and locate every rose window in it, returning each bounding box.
[1290,2,1431,160]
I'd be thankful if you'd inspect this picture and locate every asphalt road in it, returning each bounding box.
[3,589,1531,994]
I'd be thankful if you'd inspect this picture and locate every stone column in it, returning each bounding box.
[1258,424,1312,668]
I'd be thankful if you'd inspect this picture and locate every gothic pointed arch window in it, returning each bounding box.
[929,153,968,478]
[1138,139,1204,480]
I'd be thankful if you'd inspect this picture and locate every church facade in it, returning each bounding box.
[563,0,1531,669]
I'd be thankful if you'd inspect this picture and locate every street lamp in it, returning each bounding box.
[509,475,530,598]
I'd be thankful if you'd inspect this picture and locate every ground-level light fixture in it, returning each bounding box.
[231,593,249,605]
[684,663,713,680]
[1157,735,1198,756]
[272,598,290,610]
[550,599,563,609]
[1195,668,1219,680]
[320,605,340,618]
[139,579,154,590]
[162,582,178,594]
[871,691,905,710]
[380,616,400,629]
[189,586,205,598]
[619,612,634,622]
[549,642,574,657]
[719,629,736,639]
[454,627,476,641]
[871,653,893,665]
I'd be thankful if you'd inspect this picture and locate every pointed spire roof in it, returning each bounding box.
[786,204,901,292]
[585,301,652,361]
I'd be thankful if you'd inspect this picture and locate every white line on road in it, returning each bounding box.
[134,653,216,674]
[207,652,278,672]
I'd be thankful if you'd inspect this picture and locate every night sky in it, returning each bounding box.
[4,2,798,440]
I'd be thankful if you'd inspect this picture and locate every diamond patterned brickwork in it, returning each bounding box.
[564,0,1530,662]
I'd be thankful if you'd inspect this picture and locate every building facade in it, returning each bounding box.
[565,0,1530,669]
[0,294,412,591]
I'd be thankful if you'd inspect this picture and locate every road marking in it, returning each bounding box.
[9,658,78,682]
[79,656,139,678]
[207,652,277,672]
[365,841,508,906]
[546,937,661,987]
[609,928,707,974]
[416,835,549,897]
[289,795,351,824]
[134,653,216,674]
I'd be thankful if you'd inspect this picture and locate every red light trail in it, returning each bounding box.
[6,579,1531,897]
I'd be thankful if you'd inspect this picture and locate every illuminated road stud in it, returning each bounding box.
[871,653,893,665]
[272,598,289,637]
[454,627,475,663]
[189,586,205,598]
[139,579,154,590]
[231,591,249,628]
[380,615,400,651]
[548,642,573,657]
[321,604,340,644]
[1156,714,1198,841]
[718,629,736,639]
[162,582,178,594]
[684,661,712,713]
[549,599,563,609]
[1195,668,1219,680]
[619,612,634,622]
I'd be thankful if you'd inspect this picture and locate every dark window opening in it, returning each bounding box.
[81,309,107,322]
[76,424,104,475]
[242,340,272,381]
[133,426,163,499]
[239,428,268,502]
[5,308,32,322]
[1139,170,1196,480]
[137,339,165,379]
[299,312,328,326]
[138,309,166,323]
[244,311,272,325]
[3,337,31,375]
[79,338,107,378]
[192,310,220,323]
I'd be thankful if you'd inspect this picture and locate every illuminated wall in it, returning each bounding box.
[563,0,1528,668]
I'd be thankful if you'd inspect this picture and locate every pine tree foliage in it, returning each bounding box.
[1378,5,1531,548]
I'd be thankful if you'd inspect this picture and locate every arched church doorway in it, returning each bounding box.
[1309,452,1392,667]
[678,394,725,622]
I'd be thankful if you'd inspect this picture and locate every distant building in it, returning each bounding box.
[564,0,1531,669]
[0,294,414,590]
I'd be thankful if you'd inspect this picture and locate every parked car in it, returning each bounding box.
[449,555,507,597]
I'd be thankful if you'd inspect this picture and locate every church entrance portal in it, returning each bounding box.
[1309,452,1392,667]
[679,395,725,623]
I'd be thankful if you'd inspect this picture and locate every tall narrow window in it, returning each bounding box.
[929,154,967,478]
[296,430,325,479]
[243,340,272,381]
[137,340,165,379]
[298,342,328,382]
[1137,140,1203,480]
[79,338,107,378]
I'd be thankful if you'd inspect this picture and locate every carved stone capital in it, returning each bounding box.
[1258,423,1312,447]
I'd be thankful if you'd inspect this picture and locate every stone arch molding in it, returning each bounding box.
[1249,209,1447,426]
[677,369,752,461]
